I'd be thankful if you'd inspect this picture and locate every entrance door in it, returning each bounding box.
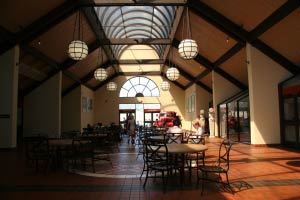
[282,96,300,147]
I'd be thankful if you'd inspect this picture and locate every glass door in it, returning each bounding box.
[282,96,299,146]
[238,96,250,143]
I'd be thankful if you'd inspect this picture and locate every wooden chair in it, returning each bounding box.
[198,140,234,195]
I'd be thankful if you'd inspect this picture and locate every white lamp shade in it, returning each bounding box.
[94,68,107,81]
[166,67,180,81]
[68,40,88,60]
[178,39,198,59]
[107,81,117,91]
[160,81,170,91]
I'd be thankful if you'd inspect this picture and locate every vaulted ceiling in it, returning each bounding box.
[1,0,300,97]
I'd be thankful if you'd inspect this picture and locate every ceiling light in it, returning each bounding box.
[166,67,180,81]
[94,68,107,81]
[107,81,117,91]
[178,7,198,60]
[160,81,170,91]
[68,10,88,60]
[94,48,107,81]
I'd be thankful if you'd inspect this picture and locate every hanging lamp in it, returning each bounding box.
[167,49,180,81]
[160,81,170,91]
[178,7,198,59]
[94,48,107,81]
[68,10,88,60]
[107,81,117,91]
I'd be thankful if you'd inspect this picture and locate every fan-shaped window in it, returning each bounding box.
[119,77,160,97]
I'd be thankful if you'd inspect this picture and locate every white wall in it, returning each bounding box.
[81,85,94,131]
[0,46,19,148]
[62,86,81,132]
[212,71,241,137]
[247,44,292,144]
[94,76,186,127]
[185,84,212,130]
[23,72,62,138]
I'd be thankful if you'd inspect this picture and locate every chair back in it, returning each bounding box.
[188,134,205,145]
[144,139,169,167]
[166,132,183,144]
[217,140,234,172]
[24,136,49,159]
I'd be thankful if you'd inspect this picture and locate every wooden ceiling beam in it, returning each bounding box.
[21,45,94,95]
[118,59,165,65]
[188,0,300,75]
[165,60,212,93]
[62,60,111,96]
[172,39,246,90]
[185,69,211,89]
[93,73,119,91]
[82,7,118,72]
[194,81,212,94]
[104,38,172,45]
[213,42,245,67]
[79,0,187,6]
[251,39,300,75]
[0,0,78,55]
[249,0,300,41]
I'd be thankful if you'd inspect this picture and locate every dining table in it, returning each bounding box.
[165,143,208,184]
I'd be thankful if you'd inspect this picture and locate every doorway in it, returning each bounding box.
[119,103,160,127]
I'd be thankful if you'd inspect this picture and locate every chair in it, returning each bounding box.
[166,132,183,144]
[198,140,234,195]
[143,139,173,191]
[186,134,206,178]
[24,136,52,173]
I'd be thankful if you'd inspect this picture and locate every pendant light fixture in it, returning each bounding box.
[178,7,198,60]
[94,48,107,81]
[166,50,180,81]
[160,81,170,91]
[68,10,88,60]
[107,81,117,91]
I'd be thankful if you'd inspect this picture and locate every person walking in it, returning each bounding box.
[127,114,136,144]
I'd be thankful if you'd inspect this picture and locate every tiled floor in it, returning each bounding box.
[1,136,300,200]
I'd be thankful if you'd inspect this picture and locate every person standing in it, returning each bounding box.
[127,114,136,144]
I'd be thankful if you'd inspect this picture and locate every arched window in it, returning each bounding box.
[119,77,160,97]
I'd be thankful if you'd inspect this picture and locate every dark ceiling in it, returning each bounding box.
[1,0,300,97]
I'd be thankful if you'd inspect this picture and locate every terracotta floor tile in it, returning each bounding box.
[1,136,300,200]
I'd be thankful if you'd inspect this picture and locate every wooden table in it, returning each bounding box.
[166,143,208,154]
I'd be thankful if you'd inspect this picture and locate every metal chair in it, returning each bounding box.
[143,139,173,191]
[186,134,206,178]
[24,136,52,173]
[198,139,234,195]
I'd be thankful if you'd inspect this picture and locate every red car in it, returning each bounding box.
[153,111,176,127]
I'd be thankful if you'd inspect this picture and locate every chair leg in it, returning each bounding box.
[201,172,205,196]
[143,170,149,188]
[140,162,146,180]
